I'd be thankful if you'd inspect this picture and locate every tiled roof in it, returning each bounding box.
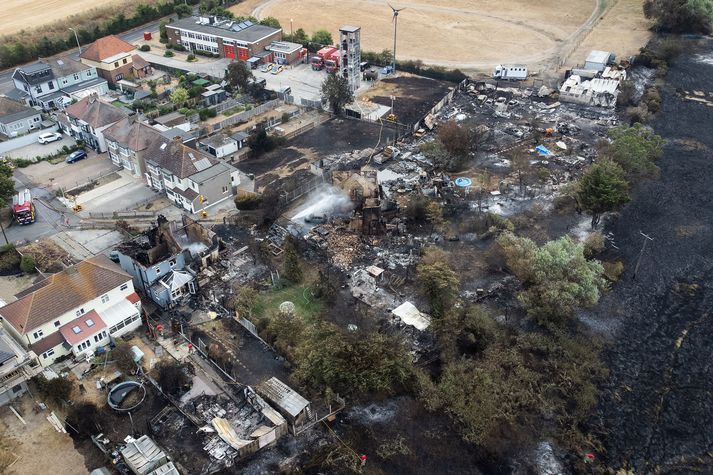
[126,292,141,304]
[0,255,132,334]
[64,95,129,129]
[48,57,91,77]
[145,139,219,179]
[0,97,37,124]
[80,35,135,62]
[59,310,106,345]
[29,331,65,356]
[131,54,149,70]
[104,117,164,152]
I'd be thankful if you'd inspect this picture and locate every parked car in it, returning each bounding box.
[66,150,87,164]
[38,132,62,144]
[261,63,274,73]
[271,65,284,75]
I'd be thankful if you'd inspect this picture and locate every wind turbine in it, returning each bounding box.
[388,3,405,74]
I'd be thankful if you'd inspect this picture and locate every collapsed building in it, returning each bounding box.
[115,215,222,309]
[332,170,397,235]
[560,50,627,108]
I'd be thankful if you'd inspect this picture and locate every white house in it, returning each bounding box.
[59,95,129,152]
[0,255,142,366]
[197,133,239,159]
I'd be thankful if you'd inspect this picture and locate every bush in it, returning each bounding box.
[20,254,36,273]
[13,158,32,168]
[112,344,136,373]
[165,43,173,50]
[583,232,606,258]
[34,375,74,404]
[281,112,291,123]
[139,44,151,52]
[0,245,20,274]
[187,54,196,61]
[172,44,187,52]
[234,194,261,210]
[164,50,174,57]
[155,360,190,396]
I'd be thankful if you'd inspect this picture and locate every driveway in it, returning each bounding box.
[4,135,76,160]
[77,175,162,214]
[254,63,325,104]
[137,51,231,78]
[16,151,118,190]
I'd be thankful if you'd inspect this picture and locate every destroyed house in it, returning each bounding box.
[0,255,141,366]
[115,216,220,308]
[256,377,312,433]
[120,435,170,475]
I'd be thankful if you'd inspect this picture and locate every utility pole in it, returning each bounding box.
[632,231,653,280]
[68,28,82,55]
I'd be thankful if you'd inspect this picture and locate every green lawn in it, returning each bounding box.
[253,283,323,322]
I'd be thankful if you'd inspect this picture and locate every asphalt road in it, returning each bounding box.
[0,19,164,95]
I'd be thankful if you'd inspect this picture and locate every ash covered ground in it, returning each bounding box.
[594,37,713,472]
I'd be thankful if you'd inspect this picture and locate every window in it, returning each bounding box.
[85,318,95,327]
[101,294,109,304]
[76,308,85,317]
[222,185,229,193]
[73,73,80,80]
[72,326,82,334]
[54,320,60,327]
[32,329,43,340]
[120,283,129,291]
[169,259,176,267]
[154,266,161,275]
[42,349,54,359]
[35,85,42,93]
[115,74,123,81]
[122,58,127,64]
[93,332,105,343]
[48,81,54,90]
[114,62,119,67]
[12,384,23,394]
[62,79,68,85]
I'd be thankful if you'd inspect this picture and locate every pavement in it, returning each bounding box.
[4,136,76,160]
[254,63,324,104]
[64,229,124,255]
[16,151,117,190]
[74,169,161,214]
[137,51,231,78]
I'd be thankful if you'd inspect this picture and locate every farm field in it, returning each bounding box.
[233,0,650,73]
[0,0,155,36]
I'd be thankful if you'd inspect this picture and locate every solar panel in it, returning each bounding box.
[188,152,196,160]
[244,20,253,27]
[194,158,212,171]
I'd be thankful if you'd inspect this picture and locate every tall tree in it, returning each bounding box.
[225,60,253,92]
[497,232,607,328]
[644,0,713,33]
[282,238,303,283]
[604,123,665,180]
[260,17,281,28]
[417,248,460,318]
[311,29,333,46]
[577,160,630,228]
[170,86,189,106]
[321,73,353,114]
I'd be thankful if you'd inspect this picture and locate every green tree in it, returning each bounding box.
[224,60,253,92]
[170,86,189,106]
[174,4,192,18]
[425,200,445,232]
[321,73,353,114]
[417,248,460,318]
[34,375,74,404]
[292,28,309,45]
[260,17,281,28]
[20,255,36,273]
[159,20,168,43]
[233,286,259,318]
[644,0,713,33]
[282,239,303,283]
[311,29,333,46]
[294,322,412,396]
[604,123,665,180]
[112,344,136,372]
[578,160,630,228]
[497,232,607,328]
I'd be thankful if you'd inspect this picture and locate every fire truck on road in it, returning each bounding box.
[12,189,36,225]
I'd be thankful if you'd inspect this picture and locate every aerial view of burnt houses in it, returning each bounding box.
[0,0,712,474]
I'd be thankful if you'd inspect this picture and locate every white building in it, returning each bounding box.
[584,50,614,72]
[0,328,41,405]
[0,255,142,367]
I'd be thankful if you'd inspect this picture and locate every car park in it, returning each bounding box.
[38,132,63,144]
[66,150,87,164]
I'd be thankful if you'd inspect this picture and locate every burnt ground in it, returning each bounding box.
[238,118,396,187]
[591,38,713,472]
[367,75,456,127]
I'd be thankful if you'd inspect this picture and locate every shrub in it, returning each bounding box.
[34,375,74,404]
[583,232,606,258]
[234,194,261,210]
[20,254,36,273]
[281,112,291,123]
[0,245,20,274]
[164,50,174,57]
[187,54,196,61]
[602,260,625,282]
[155,360,190,396]
[113,344,136,373]
[165,43,173,50]
[13,158,32,168]
[172,44,187,52]
[139,44,151,52]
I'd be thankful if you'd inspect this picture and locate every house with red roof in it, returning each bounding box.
[80,35,152,85]
[0,255,143,366]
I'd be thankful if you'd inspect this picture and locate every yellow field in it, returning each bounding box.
[232,0,651,72]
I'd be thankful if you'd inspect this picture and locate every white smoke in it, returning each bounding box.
[291,185,354,223]
[186,242,209,256]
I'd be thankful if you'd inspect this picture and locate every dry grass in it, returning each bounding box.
[0,0,161,41]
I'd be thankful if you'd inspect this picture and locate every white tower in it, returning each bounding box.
[339,25,361,92]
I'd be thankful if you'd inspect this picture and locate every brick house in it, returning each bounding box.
[0,255,143,367]
[166,17,282,62]
[104,115,165,178]
[80,35,152,85]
